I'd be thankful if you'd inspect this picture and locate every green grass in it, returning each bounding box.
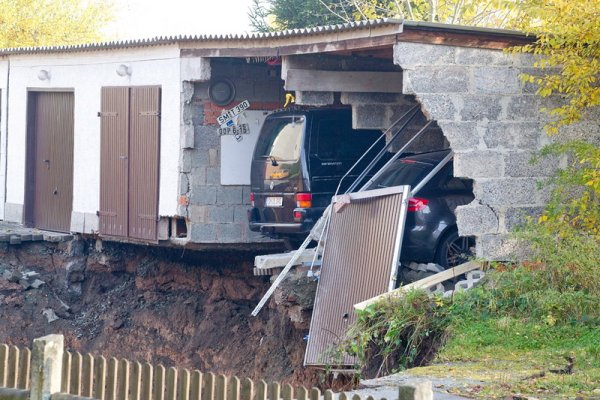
[407,266,600,399]
[424,315,600,398]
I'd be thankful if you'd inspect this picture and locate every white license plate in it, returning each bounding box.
[265,197,283,207]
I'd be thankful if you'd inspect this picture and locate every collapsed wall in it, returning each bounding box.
[394,42,600,260]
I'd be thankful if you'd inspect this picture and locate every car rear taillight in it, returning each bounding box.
[250,192,255,207]
[295,193,312,208]
[408,197,429,212]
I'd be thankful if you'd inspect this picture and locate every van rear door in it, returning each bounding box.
[250,114,306,226]
[308,113,385,208]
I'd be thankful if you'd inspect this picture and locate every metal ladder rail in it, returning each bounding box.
[335,104,421,197]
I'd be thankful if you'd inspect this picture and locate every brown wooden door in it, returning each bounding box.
[26,92,74,232]
[99,86,160,241]
[129,87,160,241]
[99,87,130,237]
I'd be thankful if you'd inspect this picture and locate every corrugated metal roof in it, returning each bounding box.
[0,18,403,56]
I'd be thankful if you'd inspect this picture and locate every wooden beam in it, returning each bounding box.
[397,30,533,49]
[180,35,398,58]
[354,261,482,311]
[284,69,402,93]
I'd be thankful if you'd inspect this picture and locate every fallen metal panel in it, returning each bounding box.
[304,185,410,366]
[128,87,160,242]
[99,87,130,237]
[27,92,74,233]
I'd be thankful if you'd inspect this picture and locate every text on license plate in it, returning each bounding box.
[265,197,283,207]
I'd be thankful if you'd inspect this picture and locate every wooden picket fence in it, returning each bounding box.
[0,344,31,390]
[1,342,371,400]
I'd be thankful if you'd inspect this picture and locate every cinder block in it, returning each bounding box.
[207,205,234,223]
[190,223,218,242]
[505,95,542,120]
[456,203,499,236]
[418,94,458,121]
[217,186,244,205]
[460,95,503,121]
[194,125,219,148]
[234,205,250,223]
[394,42,456,68]
[476,233,530,261]
[180,150,193,173]
[504,206,544,231]
[217,223,243,243]
[504,151,562,178]
[473,67,520,94]
[191,149,210,168]
[340,92,410,105]
[454,151,504,178]
[190,186,217,205]
[190,167,206,186]
[179,173,190,196]
[398,381,433,400]
[352,104,389,129]
[208,148,219,167]
[295,91,334,106]
[455,47,514,66]
[484,121,543,150]
[181,81,194,103]
[475,178,541,206]
[188,205,208,223]
[405,67,469,94]
[206,167,221,185]
[181,124,195,149]
[437,121,481,151]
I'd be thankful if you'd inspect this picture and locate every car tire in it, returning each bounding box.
[434,229,475,269]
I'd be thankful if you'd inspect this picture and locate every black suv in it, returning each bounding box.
[369,149,474,268]
[247,108,384,243]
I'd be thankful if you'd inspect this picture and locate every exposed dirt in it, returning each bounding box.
[0,239,319,387]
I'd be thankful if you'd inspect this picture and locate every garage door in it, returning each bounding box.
[25,92,74,233]
[99,86,161,241]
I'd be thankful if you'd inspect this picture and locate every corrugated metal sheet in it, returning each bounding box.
[304,186,410,366]
[26,92,74,233]
[0,19,404,55]
[99,87,130,237]
[128,87,160,241]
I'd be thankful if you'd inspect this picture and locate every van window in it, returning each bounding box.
[254,116,305,162]
[313,118,382,160]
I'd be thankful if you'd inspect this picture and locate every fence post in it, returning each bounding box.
[30,335,64,400]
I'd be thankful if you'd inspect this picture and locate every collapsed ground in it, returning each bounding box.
[0,239,319,387]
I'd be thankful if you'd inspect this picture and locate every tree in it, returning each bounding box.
[248,0,523,32]
[513,0,600,132]
[0,0,113,49]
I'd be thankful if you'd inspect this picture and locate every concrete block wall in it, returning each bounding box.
[180,59,285,243]
[294,91,449,153]
[394,42,600,260]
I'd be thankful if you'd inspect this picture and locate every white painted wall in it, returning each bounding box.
[5,45,181,228]
[0,58,8,220]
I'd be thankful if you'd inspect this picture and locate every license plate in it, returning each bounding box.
[265,197,283,207]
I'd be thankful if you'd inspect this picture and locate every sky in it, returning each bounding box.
[107,0,256,40]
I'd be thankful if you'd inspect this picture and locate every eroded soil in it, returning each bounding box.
[0,239,319,386]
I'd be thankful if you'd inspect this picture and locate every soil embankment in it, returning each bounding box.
[0,239,318,386]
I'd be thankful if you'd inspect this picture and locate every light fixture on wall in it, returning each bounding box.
[116,64,132,77]
[37,69,51,81]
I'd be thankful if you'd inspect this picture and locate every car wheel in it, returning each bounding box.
[434,229,475,269]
